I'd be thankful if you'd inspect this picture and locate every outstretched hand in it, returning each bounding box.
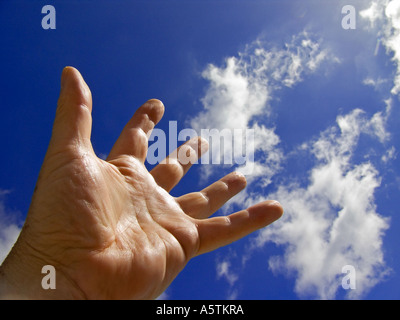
[0,67,283,299]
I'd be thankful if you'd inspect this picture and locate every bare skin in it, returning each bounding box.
[0,67,283,299]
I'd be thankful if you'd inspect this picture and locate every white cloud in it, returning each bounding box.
[216,254,239,300]
[216,260,238,287]
[363,77,389,91]
[0,190,22,264]
[251,109,391,299]
[191,31,335,185]
[361,0,400,95]
[191,19,395,299]
[360,1,387,28]
[381,145,396,162]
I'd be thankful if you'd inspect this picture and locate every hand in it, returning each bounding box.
[0,67,283,299]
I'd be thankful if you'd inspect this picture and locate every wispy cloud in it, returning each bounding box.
[191,30,351,299]
[361,0,400,95]
[191,15,397,298]
[0,190,22,264]
[215,253,239,300]
[251,108,391,299]
[190,31,336,185]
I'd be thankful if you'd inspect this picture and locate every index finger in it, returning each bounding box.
[195,200,283,256]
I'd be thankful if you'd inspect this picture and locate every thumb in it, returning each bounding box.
[50,66,93,148]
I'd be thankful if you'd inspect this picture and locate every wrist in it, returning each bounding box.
[0,235,86,300]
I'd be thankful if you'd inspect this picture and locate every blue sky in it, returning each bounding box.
[0,0,399,300]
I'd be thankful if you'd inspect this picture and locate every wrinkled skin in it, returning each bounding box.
[0,67,283,299]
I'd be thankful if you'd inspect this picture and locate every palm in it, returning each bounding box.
[68,153,202,300]
[16,67,283,300]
